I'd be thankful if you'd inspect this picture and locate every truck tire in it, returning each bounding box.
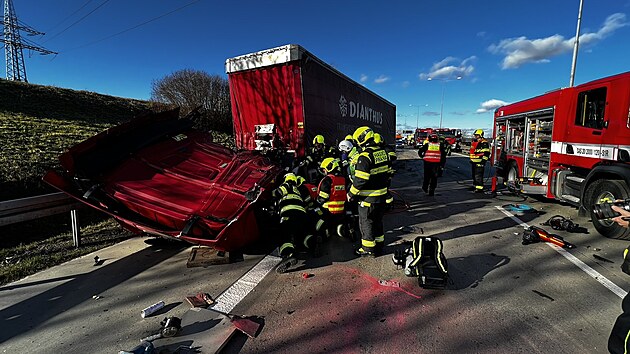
[506,161,520,191]
[586,179,630,240]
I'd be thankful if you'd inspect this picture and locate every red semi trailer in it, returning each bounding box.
[492,71,630,239]
[225,44,396,156]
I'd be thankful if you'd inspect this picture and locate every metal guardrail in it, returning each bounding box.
[0,192,85,247]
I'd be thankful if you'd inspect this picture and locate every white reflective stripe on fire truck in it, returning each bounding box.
[551,141,617,161]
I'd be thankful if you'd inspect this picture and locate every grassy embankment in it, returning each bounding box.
[0,79,153,285]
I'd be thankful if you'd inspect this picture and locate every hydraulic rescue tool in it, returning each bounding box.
[522,226,575,249]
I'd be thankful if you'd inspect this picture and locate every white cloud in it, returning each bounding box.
[489,13,628,69]
[374,75,390,84]
[476,99,508,113]
[401,81,410,88]
[419,56,476,80]
[360,74,368,83]
[422,111,440,117]
[477,31,486,38]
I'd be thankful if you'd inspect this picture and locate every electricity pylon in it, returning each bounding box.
[1,0,56,82]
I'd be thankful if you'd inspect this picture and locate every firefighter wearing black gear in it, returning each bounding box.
[348,126,393,257]
[374,133,397,162]
[470,129,490,193]
[418,134,447,196]
[437,135,451,177]
[305,135,338,169]
[273,173,314,273]
[316,158,347,239]
[297,175,323,257]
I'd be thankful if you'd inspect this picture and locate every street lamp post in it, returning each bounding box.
[428,76,461,129]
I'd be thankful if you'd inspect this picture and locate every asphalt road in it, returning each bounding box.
[1,148,629,353]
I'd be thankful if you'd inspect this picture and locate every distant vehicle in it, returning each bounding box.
[434,128,463,152]
[395,138,405,150]
[492,70,630,240]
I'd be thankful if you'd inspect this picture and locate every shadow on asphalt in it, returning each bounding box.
[448,253,511,290]
[0,240,187,344]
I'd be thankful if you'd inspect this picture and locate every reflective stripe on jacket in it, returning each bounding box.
[469,139,490,163]
[317,174,346,214]
[348,145,393,204]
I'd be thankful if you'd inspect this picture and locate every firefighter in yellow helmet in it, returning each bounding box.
[305,135,338,174]
[348,126,393,257]
[272,173,315,273]
[373,133,397,162]
[315,157,348,239]
[470,129,490,193]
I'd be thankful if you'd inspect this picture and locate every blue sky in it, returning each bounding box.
[6,0,630,130]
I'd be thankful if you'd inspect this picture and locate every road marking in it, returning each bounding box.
[211,254,282,314]
[496,206,628,299]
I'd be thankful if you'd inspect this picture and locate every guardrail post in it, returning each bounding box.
[71,209,81,248]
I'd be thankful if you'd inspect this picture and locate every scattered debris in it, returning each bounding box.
[302,273,313,279]
[207,308,261,338]
[187,247,230,268]
[119,340,155,354]
[594,254,614,263]
[160,316,182,337]
[532,290,555,301]
[594,248,602,251]
[378,280,400,288]
[503,203,536,214]
[141,301,165,318]
[393,226,415,234]
[185,292,214,308]
[92,295,102,300]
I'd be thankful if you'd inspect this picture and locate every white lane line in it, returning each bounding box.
[496,206,628,299]
[210,254,282,314]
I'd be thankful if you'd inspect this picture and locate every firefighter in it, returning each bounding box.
[316,158,347,239]
[348,126,393,257]
[469,129,490,193]
[437,135,451,177]
[338,139,354,179]
[418,133,446,196]
[609,206,630,354]
[296,175,323,257]
[306,135,338,169]
[272,173,316,273]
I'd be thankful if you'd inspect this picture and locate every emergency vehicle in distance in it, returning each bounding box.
[414,128,462,151]
[492,71,630,240]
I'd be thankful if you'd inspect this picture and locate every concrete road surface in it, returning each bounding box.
[1,148,629,353]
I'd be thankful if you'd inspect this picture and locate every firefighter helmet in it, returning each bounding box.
[473,129,484,137]
[352,126,374,146]
[320,157,340,173]
[296,175,306,187]
[345,134,353,141]
[313,135,325,145]
[429,134,439,142]
[373,133,383,144]
[284,173,297,184]
[338,139,353,153]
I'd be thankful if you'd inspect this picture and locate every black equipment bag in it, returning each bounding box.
[407,236,448,289]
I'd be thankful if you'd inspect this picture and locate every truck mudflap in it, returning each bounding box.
[43,109,282,251]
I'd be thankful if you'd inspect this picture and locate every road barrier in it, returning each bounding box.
[0,192,85,247]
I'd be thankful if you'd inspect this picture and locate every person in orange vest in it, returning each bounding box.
[469,129,491,193]
[316,157,347,238]
[418,133,447,196]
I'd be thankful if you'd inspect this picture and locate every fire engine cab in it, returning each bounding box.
[493,71,630,240]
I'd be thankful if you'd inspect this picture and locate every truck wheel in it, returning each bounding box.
[586,179,630,240]
[506,161,520,191]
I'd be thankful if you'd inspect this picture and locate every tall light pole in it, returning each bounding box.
[409,104,426,130]
[428,76,461,129]
[569,0,584,87]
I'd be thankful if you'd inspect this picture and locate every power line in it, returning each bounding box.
[45,0,96,34]
[63,0,202,52]
[44,0,111,44]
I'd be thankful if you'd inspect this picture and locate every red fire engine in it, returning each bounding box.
[493,71,630,239]
[414,128,462,152]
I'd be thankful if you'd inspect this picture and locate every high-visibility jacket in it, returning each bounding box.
[317,174,346,214]
[470,138,490,164]
[422,142,442,163]
[348,145,393,205]
[273,182,306,216]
